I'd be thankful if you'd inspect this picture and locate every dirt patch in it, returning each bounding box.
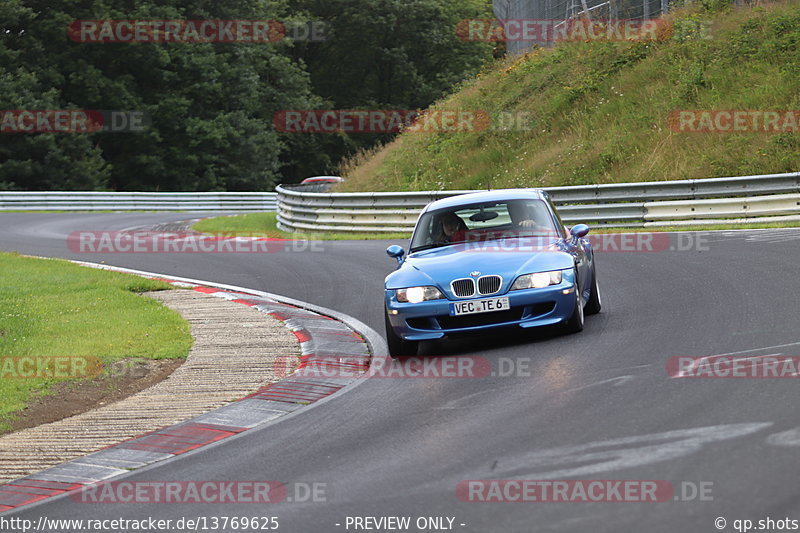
[0,357,184,436]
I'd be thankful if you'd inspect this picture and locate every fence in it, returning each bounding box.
[6,174,799,228]
[275,172,800,233]
[0,192,277,212]
[493,0,671,55]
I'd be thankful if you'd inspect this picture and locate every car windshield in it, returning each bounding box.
[410,199,559,252]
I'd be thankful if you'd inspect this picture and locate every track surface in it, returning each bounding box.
[2,212,800,532]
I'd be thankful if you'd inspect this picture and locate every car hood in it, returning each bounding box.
[385,238,575,293]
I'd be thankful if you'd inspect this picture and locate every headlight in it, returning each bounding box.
[396,286,444,303]
[511,270,563,290]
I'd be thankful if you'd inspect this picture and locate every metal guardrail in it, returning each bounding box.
[7,173,798,226]
[276,172,800,232]
[0,192,278,212]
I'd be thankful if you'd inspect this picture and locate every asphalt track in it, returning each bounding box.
[2,212,800,533]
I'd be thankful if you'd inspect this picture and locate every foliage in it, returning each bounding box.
[0,0,494,190]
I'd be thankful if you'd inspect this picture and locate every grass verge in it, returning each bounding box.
[0,253,192,430]
[192,212,410,240]
[193,212,800,240]
[591,220,800,233]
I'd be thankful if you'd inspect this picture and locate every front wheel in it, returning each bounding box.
[385,311,419,358]
[584,265,602,315]
[563,286,584,334]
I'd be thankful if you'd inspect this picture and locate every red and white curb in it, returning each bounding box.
[0,262,384,514]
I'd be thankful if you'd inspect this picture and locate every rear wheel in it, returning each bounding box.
[584,264,602,315]
[385,311,419,358]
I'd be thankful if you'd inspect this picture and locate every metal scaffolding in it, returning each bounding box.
[493,0,671,54]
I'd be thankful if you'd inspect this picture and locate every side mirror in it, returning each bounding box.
[386,245,406,266]
[570,224,590,240]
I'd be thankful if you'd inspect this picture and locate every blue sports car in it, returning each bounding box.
[384,189,601,357]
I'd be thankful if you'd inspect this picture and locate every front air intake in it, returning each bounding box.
[477,275,502,295]
[451,278,476,298]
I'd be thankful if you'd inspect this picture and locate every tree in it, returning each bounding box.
[0,1,109,190]
[1,0,323,190]
[287,0,495,174]
[0,0,494,190]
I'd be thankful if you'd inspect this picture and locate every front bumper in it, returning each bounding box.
[385,282,577,341]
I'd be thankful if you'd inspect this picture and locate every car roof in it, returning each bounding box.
[301,176,343,183]
[423,188,547,213]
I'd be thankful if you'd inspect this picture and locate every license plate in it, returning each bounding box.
[450,297,510,316]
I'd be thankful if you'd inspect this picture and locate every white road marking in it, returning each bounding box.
[704,342,800,358]
[562,375,634,393]
[766,428,800,447]
[494,422,773,479]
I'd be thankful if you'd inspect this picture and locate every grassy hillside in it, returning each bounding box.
[340,0,800,192]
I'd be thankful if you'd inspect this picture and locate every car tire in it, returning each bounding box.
[385,311,419,358]
[584,264,602,316]
[563,286,584,334]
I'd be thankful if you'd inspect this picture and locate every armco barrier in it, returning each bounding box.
[0,192,277,212]
[276,172,800,232]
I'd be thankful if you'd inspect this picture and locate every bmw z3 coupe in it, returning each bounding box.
[384,189,601,357]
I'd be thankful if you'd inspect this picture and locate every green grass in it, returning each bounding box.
[192,212,410,240]
[340,0,800,192]
[591,220,800,232]
[193,211,800,240]
[0,253,192,429]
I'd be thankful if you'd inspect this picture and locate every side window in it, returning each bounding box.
[545,196,568,239]
[410,213,436,248]
[426,215,440,241]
